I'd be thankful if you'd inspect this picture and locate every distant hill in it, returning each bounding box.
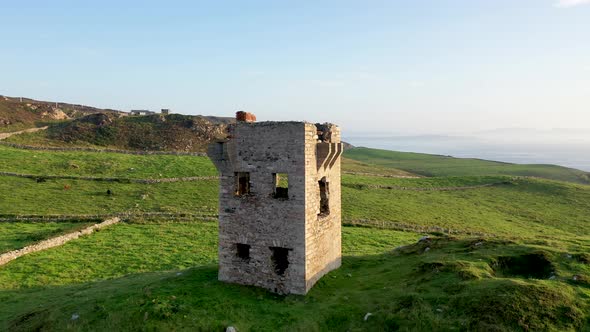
[1,95,235,152]
[33,112,231,152]
[344,147,590,185]
[0,95,123,133]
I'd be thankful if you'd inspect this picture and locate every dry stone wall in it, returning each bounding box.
[0,217,120,266]
[345,182,509,191]
[0,171,216,184]
[345,219,495,237]
[0,212,217,223]
[0,141,206,156]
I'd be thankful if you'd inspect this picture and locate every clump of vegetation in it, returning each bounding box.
[453,281,584,331]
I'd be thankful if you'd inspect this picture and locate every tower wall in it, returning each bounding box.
[303,123,342,292]
[209,120,342,295]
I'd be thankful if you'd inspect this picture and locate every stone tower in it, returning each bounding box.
[207,113,343,295]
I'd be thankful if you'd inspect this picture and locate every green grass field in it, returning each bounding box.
[1,222,588,331]
[0,145,216,179]
[1,145,590,331]
[0,176,218,216]
[342,175,590,243]
[341,157,418,177]
[345,147,590,185]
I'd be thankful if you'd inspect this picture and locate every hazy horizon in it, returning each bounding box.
[345,131,590,171]
[3,92,590,136]
[345,127,590,171]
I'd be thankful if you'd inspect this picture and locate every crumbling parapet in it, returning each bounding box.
[208,113,343,294]
[235,111,257,123]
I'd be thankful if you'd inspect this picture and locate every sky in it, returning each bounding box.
[1,0,589,134]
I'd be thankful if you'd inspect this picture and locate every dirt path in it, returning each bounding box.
[0,126,48,140]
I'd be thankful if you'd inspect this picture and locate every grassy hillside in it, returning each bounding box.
[0,176,218,216]
[1,222,589,331]
[342,174,590,243]
[5,112,230,152]
[1,145,589,240]
[341,157,418,178]
[1,145,590,330]
[2,166,589,245]
[0,99,61,133]
[1,96,233,153]
[0,145,216,179]
[0,96,120,133]
[345,147,590,185]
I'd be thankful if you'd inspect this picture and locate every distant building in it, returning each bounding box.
[129,110,155,116]
[161,109,170,115]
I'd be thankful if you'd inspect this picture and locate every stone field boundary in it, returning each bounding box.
[0,141,206,156]
[0,212,218,223]
[0,217,120,266]
[343,181,512,191]
[0,171,218,184]
[344,219,495,237]
[342,171,421,178]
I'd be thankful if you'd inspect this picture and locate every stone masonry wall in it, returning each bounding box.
[213,122,308,294]
[209,121,342,295]
[304,123,342,292]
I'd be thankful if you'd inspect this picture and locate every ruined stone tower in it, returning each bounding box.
[208,113,343,294]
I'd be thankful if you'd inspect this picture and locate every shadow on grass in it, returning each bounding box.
[0,238,588,332]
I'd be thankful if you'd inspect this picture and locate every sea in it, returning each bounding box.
[344,133,590,172]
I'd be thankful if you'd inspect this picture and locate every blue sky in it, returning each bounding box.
[1,0,589,134]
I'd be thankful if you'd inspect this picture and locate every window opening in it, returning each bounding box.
[217,142,225,160]
[270,247,290,275]
[236,243,251,261]
[235,172,250,196]
[273,173,289,199]
[319,177,330,216]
